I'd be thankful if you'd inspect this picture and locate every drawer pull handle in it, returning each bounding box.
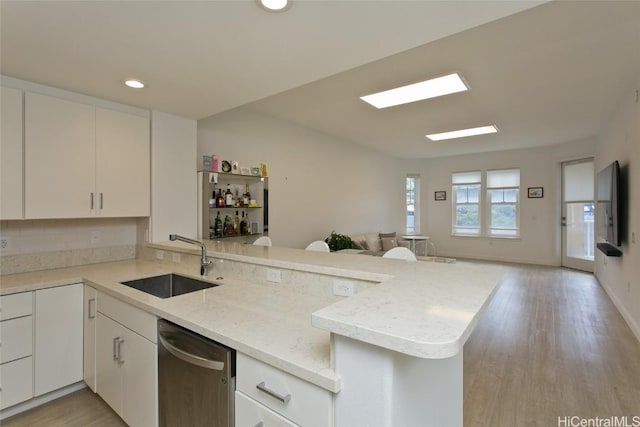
[256,381,291,404]
[88,298,96,319]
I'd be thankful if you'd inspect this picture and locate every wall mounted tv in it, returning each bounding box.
[596,160,622,256]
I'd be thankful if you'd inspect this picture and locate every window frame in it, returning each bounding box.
[406,174,420,234]
[451,169,521,238]
[452,171,482,236]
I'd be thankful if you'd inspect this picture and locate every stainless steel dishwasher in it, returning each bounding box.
[158,319,235,427]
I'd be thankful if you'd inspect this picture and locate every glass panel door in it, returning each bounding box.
[562,159,595,272]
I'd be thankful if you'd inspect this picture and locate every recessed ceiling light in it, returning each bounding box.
[258,0,291,12]
[125,79,145,89]
[360,73,469,109]
[426,125,498,141]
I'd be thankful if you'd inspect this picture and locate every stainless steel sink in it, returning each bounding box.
[120,273,218,299]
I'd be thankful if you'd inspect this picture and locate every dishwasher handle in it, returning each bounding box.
[158,332,225,371]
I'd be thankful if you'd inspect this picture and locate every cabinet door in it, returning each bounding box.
[0,86,23,219]
[121,327,157,427]
[84,285,98,392]
[96,312,123,417]
[0,357,34,410]
[95,108,150,217]
[24,92,95,219]
[34,283,84,396]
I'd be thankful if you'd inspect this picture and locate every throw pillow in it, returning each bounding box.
[353,239,369,250]
[379,232,396,239]
[381,237,398,251]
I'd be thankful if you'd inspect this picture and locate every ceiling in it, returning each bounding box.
[2,1,639,159]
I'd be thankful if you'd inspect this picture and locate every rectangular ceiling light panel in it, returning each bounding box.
[426,125,498,141]
[360,73,469,109]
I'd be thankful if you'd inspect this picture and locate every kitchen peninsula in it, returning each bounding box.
[0,241,502,426]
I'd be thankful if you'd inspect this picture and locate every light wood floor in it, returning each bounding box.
[3,264,639,426]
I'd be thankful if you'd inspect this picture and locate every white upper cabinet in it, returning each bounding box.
[95,108,150,217]
[24,92,150,219]
[25,92,96,218]
[1,86,24,219]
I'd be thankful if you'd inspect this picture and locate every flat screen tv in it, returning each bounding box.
[596,160,621,247]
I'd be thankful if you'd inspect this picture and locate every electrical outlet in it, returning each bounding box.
[172,253,181,263]
[0,237,11,251]
[333,279,354,297]
[155,250,165,260]
[90,230,102,244]
[266,268,281,283]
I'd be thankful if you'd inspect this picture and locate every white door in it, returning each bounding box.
[561,158,595,272]
[95,108,150,217]
[1,86,24,219]
[96,312,123,416]
[24,92,95,218]
[121,328,157,427]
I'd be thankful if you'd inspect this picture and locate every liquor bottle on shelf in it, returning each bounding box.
[214,212,223,238]
[234,210,240,233]
[243,184,250,206]
[209,190,215,208]
[216,188,225,208]
[223,215,234,236]
[240,211,248,235]
[225,184,233,207]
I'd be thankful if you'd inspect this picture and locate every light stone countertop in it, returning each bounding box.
[0,241,504,392]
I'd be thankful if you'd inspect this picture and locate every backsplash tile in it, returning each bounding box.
[0,218,143,274]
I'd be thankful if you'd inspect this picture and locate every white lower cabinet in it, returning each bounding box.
[83,285,97,392]
[95,292,157,427]
[34,283,84,396]
[0,292,34,410]
[236,391,298,427]
[235,354,333,427]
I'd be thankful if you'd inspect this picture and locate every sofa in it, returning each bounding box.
[349,232,410,256]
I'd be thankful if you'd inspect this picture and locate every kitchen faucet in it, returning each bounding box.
[169,234,212,276]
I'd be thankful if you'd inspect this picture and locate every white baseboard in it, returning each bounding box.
[595,274,640,343]
[0,382,86,421]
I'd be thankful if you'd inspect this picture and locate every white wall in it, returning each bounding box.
[400,138,595,265]
[150,111,198,242]
[198,108,403,249]
[594,79,640,339]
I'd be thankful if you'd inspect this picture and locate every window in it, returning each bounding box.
[452,171,481,235]
[406,175,420,234]
[487,169,520,237]
[451,169,520,238]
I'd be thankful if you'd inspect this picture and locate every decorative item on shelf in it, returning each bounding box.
[435,191,446,201]
[260,162,269,177]
[240,166,251,175]
[324,231,356,252]
[211,155,221,172]
[231,161,239,174]
[221,160,232,173]
[251,167,260,176]
[202,155,212,171]
[528,187,543,198]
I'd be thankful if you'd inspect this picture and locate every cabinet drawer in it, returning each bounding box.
[97,291,157,343]
[236,391,298,427]
[0,292,33,321]
[0,316,33,363]
[236,354,332,427]
[0,356,34,410]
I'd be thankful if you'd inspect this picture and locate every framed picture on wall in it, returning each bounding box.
[435,191,446,201]
[528,187,543,198]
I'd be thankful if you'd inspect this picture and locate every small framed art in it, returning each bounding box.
[435,191,446,201]
[528,187,543,198]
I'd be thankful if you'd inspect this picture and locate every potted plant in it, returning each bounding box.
[325,231,356,252]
